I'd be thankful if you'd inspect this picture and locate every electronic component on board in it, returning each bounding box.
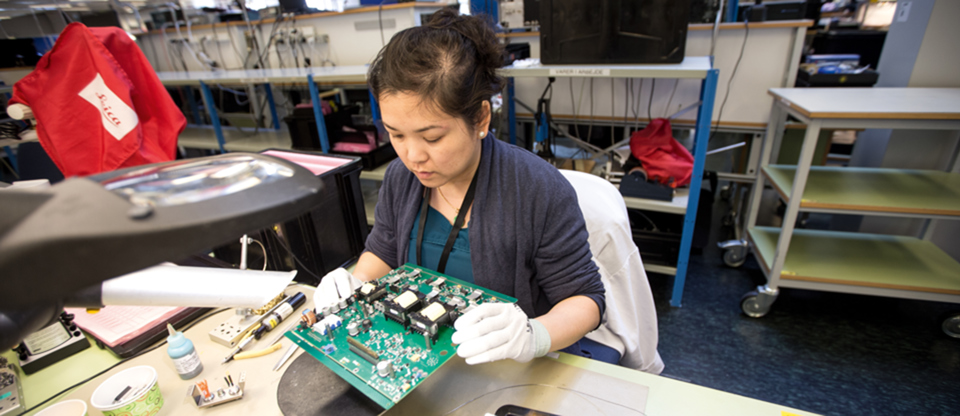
[466,290,482,301]
[347,336,379,364]
[358,282,388,302]
[409,302,452,342]
[447,297,466,311]
[300,310,317,329]
[284,264,517,410]
[376,360,394,378]
[383,290,423,325]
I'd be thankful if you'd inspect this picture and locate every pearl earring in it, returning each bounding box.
[479,131,486,138]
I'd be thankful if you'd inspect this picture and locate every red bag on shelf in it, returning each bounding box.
[629,118,694,188]
[9,23,184,177]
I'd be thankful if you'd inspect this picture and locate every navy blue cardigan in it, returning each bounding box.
[365,137,605,320]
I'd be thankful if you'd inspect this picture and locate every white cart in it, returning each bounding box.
[740,88,960,337]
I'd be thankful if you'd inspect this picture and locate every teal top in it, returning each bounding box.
[408,204,474,284]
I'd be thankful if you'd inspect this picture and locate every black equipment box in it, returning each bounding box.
[539,0,690,64]
[796,69,879,88]
[629,209,682,268]
[256,149,369,285]
[284,106,396,171]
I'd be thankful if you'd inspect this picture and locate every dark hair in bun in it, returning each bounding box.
[368,9,504,128]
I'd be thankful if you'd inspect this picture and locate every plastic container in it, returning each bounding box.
[166,323,203,380]
[35,399,87,416]
[90,366,163,416]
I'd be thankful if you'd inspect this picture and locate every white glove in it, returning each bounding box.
[312,268,361,310]
[450,303,552,365]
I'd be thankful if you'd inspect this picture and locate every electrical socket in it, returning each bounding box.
[209,313,264,347]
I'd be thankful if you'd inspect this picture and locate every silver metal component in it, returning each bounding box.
[377,360,394,378]
[347,322,360,337]
[740,285,780,318]
[423,332,431,351]
[718,239,749,268]
[273,344,298,371]
[942,313,960,339]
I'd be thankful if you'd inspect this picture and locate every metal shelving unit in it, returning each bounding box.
[740,88,960,332]
[501,57,719,307]
[156,66,370,154]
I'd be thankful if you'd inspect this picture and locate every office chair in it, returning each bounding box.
[559,169,665,374]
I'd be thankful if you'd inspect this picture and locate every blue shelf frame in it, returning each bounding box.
[194,81,285,153]
[504,67,719,307]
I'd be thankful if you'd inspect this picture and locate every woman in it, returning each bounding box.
[315,9,613,365]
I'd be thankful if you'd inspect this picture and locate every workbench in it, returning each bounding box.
[5,284,821,416]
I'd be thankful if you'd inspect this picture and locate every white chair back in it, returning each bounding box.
[559,169,664,374]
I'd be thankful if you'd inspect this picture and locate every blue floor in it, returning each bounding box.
[648,208,960,415]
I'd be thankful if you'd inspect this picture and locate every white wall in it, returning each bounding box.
[136,5,442,72]
[851,0,960,262]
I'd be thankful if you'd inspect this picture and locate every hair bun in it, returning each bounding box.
[427,9,503,75]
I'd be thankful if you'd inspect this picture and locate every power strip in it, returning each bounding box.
[209,314,264,348]
[0,357,23,416]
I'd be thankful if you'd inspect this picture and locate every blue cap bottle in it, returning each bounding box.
[167,323,203,380]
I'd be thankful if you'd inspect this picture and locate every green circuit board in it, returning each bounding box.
[285,264,516,409]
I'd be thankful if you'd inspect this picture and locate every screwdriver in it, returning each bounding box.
[223,292,306,363]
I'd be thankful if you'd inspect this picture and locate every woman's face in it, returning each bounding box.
[379,91,486,189]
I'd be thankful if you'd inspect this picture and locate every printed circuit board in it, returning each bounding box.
[285,264,516,409]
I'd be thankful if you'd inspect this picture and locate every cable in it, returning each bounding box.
[211,24,229,70]
[647,79,655,122]
[270,229,322,282]
[251,238,268,271]
[587,78,594,144]
[0,155,20,180]
[18,307,229,414]
[711,10,751,141]
[624,79,631,135]
[0,21,10,39]
[610,78,615,148]
[440,383,647,416]
[379,0,387,47]
[664,79,679,119]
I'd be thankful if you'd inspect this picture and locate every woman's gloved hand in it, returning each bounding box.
[450,303,551,365]
[312,268,361,310]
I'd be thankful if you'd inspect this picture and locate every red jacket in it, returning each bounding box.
[629,118,694,188]
[10,23,184,177]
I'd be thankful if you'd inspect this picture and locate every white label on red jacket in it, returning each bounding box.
[78,73,139,141]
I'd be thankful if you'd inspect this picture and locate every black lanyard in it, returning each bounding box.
[416,163,480,274]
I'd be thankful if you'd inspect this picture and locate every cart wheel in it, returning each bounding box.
[740,291,769,318]
[723,247,747,268]
[942,313,960,339]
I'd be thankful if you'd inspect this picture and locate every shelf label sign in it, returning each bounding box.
[548,68,610,77]
[240,78,269,84]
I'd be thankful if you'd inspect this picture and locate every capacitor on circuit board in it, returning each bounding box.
[376,360,394,378]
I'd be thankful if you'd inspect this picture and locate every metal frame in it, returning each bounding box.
[744,89,960,309]
[198,81,226,154]
[307,74,331,153]
[502,59,719,307]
